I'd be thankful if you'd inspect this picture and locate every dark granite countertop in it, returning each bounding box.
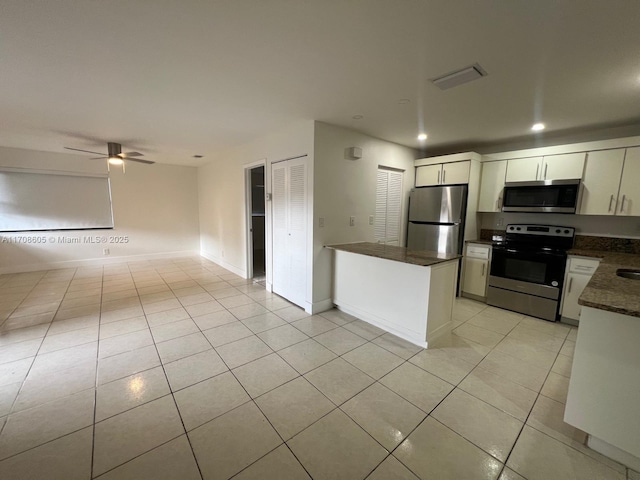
[572,250,640,318]
[326,242,461,267]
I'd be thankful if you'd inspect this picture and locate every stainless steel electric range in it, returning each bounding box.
[487,224,575,322]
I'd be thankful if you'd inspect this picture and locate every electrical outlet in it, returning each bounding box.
[319,217,324,228]
[349,216,355,227]
[103,248,110,256]
[497,217,504,227]
[369,215,374,225]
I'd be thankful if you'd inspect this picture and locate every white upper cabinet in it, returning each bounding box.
[542,153,586,180]
[415,164,442,186]
[505,157,542,182]
[618,146,640,216]
[580,149,625,215]
[415,161,470,187]
[442,161,471,185]
[478,160,507,212]
[505,153,585,182]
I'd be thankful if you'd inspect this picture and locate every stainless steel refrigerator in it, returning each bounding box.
[407,185,467,254]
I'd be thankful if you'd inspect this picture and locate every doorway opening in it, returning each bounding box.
[246,164,266,282]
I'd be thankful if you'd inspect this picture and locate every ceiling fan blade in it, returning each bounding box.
[126,158,155,165]
[91,157,108,160]
[65,146,107,156]
[121,152,143,157]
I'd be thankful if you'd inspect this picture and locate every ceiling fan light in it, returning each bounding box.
[108,157,123,165]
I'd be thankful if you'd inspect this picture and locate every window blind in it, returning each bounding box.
[0,169,114,232]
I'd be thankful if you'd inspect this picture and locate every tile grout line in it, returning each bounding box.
[132,263,206,480]
[1,268,79,438]
[90,264,106,479]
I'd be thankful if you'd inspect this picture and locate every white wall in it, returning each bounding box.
[0,147,200,273]
[312,122,417,305]
[198,120,315,286]
[480,212,640,238]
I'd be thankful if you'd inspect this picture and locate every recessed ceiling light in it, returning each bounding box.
[352,115,363,120]
[398,99,410,104]
[531,123,545,132]
[417,133,428,141]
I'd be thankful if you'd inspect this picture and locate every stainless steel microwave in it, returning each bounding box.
[502,179,581,213]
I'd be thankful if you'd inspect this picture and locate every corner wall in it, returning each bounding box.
[197,120,315,291]
[0,147,200,273]
[312,122,417,307]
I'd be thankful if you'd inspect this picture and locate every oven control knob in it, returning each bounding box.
[564,229,570,234]
[516,227,521,231]
[552,281,559,287]
[556,229,561,233]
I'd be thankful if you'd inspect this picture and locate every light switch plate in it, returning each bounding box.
[319,217,324,228]
[349,216,355,227]
[369,215,374,225]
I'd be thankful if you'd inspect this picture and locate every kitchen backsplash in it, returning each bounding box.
[480,228,640,254]
[480,212,640,239]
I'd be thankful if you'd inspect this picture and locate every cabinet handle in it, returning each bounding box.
[437,170,441,184]
[544,163,548,180]
[568,277,573,293]
[608,194,614,212]
[481,264,485,277]
[536,164,540,180]
[620,195,627,213]
[443,170,446,184]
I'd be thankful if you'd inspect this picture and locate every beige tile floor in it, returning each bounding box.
[0,256,637,479]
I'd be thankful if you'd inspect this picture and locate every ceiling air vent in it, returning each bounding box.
[431,63,488,90]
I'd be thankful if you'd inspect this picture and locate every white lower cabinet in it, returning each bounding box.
[561,256,601,323]
[462,243,490,300]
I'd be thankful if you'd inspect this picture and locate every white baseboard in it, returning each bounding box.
[199,250,246,278]
[336,302,427,349]
[311,298,334,315]
[588,435,640,471]
[0,250,199,275]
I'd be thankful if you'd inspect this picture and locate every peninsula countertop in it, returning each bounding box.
[568,249,640,318]
[326,242,461,267]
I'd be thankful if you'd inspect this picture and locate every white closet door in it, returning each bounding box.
[286,158,307,307]
[271,162,289,299]
[375,168,403,245]
[374,170,388,242]
[385,170,403,245]
[271,157,308,309]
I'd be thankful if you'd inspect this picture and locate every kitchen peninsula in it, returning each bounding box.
[327,242,461,348]
[564,250,640,470]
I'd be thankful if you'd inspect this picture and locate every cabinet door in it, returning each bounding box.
[618,146,640,216]
[415,164,442,186]
[505,157,543,182]
[478,161,507,212]
[580,149,625,215]
[542,153,586,180]
[561,273,591,321]
[442,161,470,185]
[462,257,488,297]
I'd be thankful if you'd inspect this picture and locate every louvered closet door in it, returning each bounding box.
[375,168,403,245]
[271,157,308,309]
[286,158,307,307]
[271,162,289,299]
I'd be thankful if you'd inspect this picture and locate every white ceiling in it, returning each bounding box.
[1,1,639,166]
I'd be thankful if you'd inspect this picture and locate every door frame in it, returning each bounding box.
[244,160,266,280]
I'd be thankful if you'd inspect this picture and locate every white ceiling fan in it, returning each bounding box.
[65,142,155,166]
